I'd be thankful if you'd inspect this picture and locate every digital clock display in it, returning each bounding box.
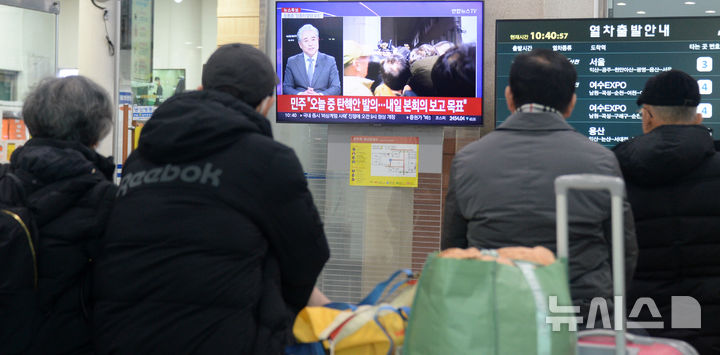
[529,31,569,40]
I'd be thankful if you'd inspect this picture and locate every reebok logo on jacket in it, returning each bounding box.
[117,162,223,196]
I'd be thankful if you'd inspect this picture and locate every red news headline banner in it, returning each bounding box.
[277,95,483,116]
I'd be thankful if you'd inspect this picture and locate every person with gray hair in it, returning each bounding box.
[282,23,341,95]
[0,75,116,354]
[613,69,720,354]
[22,76,113,146]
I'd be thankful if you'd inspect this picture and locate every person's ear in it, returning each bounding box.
[256,95,275,117]
[641,106,656,133]
[694,112,703,125]
[562,94,577,118]
[504,86,516,113]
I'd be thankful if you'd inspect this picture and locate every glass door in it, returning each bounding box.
[0,0,58,162]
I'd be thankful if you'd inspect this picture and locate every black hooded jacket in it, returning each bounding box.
[92,90,329,354]
[1,138,116,355]
[613,125,720,354]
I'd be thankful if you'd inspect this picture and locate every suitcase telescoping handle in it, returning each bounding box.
[554,174,626,355]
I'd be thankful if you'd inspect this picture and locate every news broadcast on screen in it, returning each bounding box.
[275,1,484,125]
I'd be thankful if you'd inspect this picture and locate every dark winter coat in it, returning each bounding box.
[1,138,116,354]
[614,124,720,354]
[443,110,638,324]
[92,90,329,354]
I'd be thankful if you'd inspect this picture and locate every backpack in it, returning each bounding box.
[0,169,44,354]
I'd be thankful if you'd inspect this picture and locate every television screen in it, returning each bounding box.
[275,1,483,125]
[496,17,720,146]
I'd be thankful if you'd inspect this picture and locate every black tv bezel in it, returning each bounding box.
[274,0,485,126]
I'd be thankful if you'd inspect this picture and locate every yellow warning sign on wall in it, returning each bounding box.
[349,136,419,188]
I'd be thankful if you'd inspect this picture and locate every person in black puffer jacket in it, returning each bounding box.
[0,76,116,354]
[613,70,720,354]
[92,44,330,354]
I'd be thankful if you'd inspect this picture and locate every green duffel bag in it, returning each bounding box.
[403,252,576,355]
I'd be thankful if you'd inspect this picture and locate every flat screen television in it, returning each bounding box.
[275,1,484,125]
[496,17,720,146]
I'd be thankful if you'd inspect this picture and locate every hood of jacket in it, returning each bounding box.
[8,138,114,226]
[10,138,113,184]
[137,90,272,164]
[613,125,715,186]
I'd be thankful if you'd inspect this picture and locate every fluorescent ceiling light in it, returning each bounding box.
[684,1,696,4]
[636,10,646,14]
[616,2,627,5]
[706,10,717,13]
[174,0,182,3]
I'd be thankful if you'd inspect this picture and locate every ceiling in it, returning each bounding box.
[612,0,720,17]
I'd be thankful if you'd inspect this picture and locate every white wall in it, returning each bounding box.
[153,0,217,92]
[0,7,23,72]
[21,8,56,95]
[57,0,78,70]
[200,0,218,71]
[77,0,118,156]
[0,5,55,100]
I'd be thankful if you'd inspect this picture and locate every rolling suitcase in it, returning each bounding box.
[576,329,699,355]
[554,174,700,355]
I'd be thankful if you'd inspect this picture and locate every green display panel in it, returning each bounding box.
[496,17,720,146]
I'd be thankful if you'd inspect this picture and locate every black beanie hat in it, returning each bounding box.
[202,43,278,106]
[636,69,700,107]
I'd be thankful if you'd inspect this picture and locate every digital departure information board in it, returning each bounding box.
[496,17,720,146]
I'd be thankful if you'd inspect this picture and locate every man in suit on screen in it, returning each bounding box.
[283,24,341,95]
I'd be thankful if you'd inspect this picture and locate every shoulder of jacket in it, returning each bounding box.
[320,52,335,62]
[230,132,294,158]
[69,172,116,195]
[454,132,502,156]
[74,178,117,214]
[267,139,296,158]
[690,152,720,177]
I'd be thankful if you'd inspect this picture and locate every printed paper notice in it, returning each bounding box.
[350,136,419,187]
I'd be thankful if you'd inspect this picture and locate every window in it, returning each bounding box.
[0,69,18,101]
